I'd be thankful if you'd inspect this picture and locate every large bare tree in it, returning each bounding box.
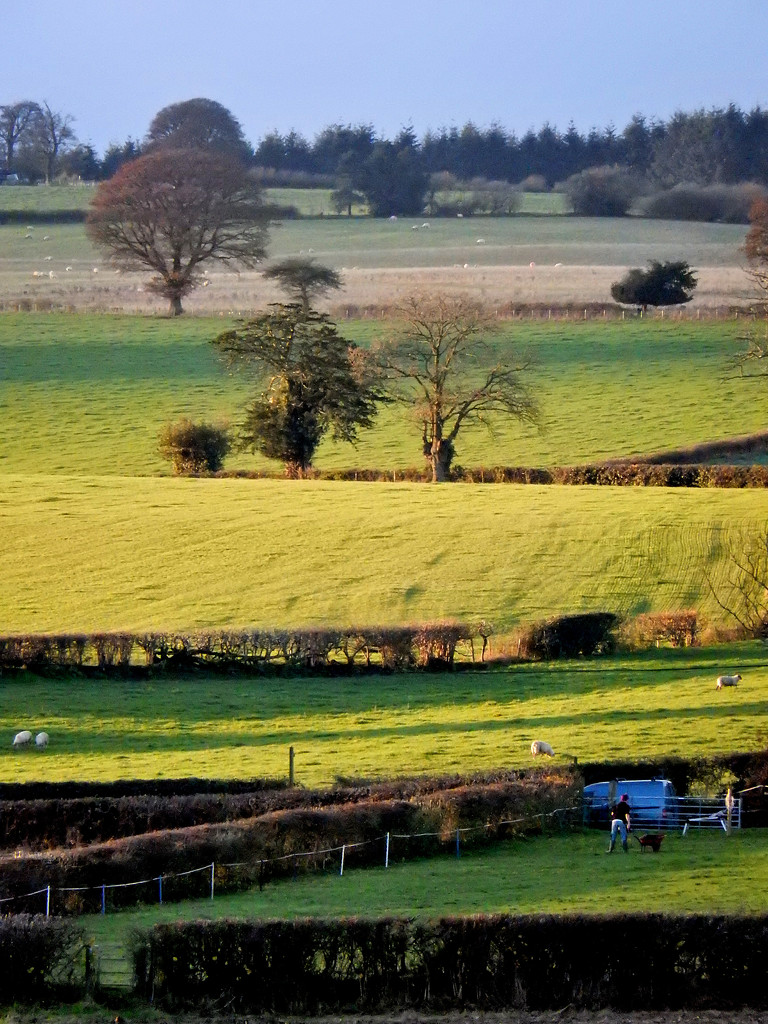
[735,197,768,380]
[32,102,76,182]
[0,101,39,171]
[377,293,539,481]
[87,149,272,315]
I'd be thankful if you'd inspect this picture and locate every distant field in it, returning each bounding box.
[1,643,766,784]
[1,475,766,634]
[0,206,750,313]
[0,184,570,218]
[0,315,762,476]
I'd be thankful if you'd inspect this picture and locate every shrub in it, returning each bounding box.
[0,915,85,1004]
[562,165,641,216]
[518,612,619,660]
[622,610,699,649]
[158,418,230,474]
[639,182,767,223]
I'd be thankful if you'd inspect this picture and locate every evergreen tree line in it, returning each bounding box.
[4,101,768,193]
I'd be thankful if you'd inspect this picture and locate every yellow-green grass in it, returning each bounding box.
[1,643,766,785]
[1,477,766,635]
[1,315,762,476]
[81,830,768,948]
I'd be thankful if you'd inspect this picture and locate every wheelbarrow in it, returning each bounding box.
[634,832,665,852]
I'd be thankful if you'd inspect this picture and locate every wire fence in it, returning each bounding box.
[0,805,577,917]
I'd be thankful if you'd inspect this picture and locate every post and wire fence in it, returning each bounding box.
[0,805,578,918]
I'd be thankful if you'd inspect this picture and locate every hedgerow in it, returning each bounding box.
[139,913,768,1012]
[0,772,580,914]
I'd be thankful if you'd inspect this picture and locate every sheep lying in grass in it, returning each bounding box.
[716,674,742,690]
[12,730,32,748]
[531,739,554,757]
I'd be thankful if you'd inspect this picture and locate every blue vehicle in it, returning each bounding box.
[583,778,678,830]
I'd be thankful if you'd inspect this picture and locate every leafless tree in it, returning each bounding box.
[31,102,76,182]
[87,149,273,315]
[734,198,768,381]
[0,101,40,171]
[376,293,539,481]
[707,525,768,639]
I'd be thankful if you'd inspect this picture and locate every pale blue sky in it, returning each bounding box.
[4,0,768,154]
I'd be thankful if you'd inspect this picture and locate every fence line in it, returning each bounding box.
[0,805,577,917]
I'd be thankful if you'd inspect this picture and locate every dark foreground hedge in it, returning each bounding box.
[140,913,768,1012]
[0,915,84,1005]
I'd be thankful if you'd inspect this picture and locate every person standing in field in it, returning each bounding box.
[608,792,631,853]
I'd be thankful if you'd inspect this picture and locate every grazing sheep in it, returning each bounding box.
[13,731,33,748]
[35,732,49,749]
[531,739,554,757]
[476,238,486,245]
[716,673,742,690]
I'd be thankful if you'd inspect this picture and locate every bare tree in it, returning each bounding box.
[87,149,272,315]
[377,293,539,481]
[735,198,768,380]
[707,525,768,639]
[0,101,40,171]
[32,102,76,182]
[262,257,342,311]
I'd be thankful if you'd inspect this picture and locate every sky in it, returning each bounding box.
[4,0,768,156]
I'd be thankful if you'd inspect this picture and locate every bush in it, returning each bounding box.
[640,182,767,223]
[622,610,699,649]
[158,418,230,474]
[562,165,641,216]
[518,612,619,660]
[0,915,85,1004]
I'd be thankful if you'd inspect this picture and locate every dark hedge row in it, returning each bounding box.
[0,622,476,671]
[213,462,768,487]
[140,913,768,1012]
[0,915,85,1005]
[0,773,579,914]
[0,769,561,852]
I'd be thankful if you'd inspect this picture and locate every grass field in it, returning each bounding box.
[1,643,766,785]
[81,829,768,949]
[0,315,762,476]
[0,205,750,314]
[1,478,766,634]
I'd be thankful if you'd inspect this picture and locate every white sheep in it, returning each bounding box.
[716,674,741,690]
[531,739,554,757]
[35,731,49,749]
[13,730,33,748]
[476,238,486,245]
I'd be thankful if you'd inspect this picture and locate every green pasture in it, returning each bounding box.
[1,643,766,785]
[0,183,95,214]
[1,476,766,634]
[82,830,768,949]
[0,212,745,276]
[0,315,763,476]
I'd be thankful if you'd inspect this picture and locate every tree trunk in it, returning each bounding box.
[427,438,453,482]
[169,294,184,316]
